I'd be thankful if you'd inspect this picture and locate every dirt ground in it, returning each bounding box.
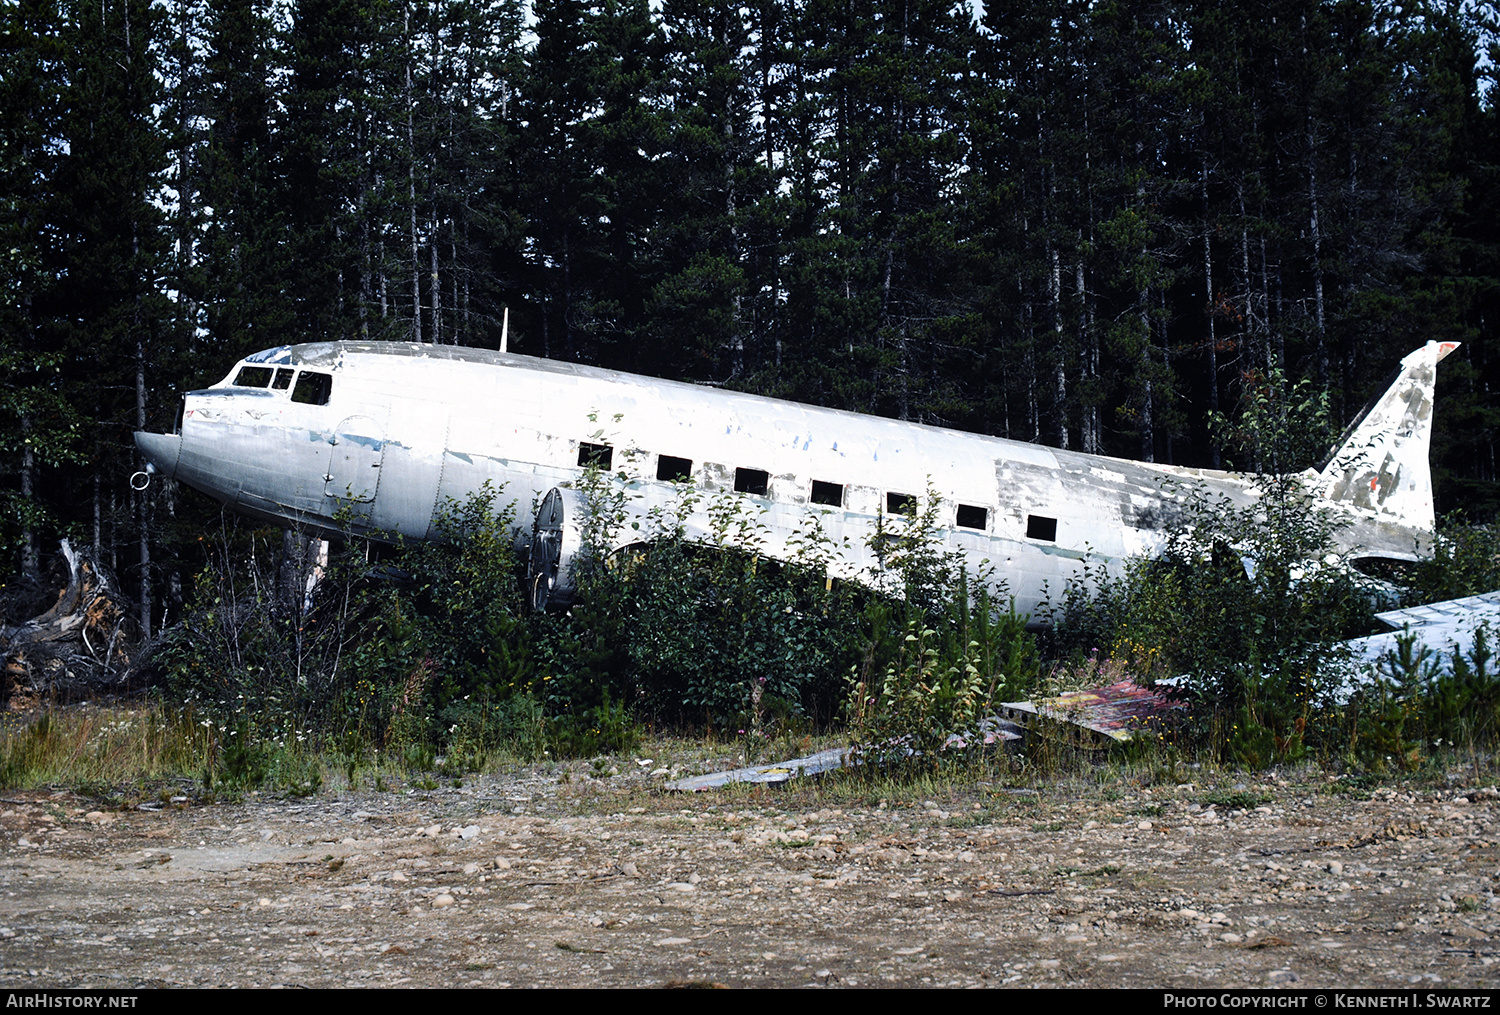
[3,746,1499,989]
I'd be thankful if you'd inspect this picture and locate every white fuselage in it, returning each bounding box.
[134,341,1436,619]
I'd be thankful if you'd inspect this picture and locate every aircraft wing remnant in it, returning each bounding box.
[1339,590,1500,699]
[665,748,854,791]
[999,681,1186,748]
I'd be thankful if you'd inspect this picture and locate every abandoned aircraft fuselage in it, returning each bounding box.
[134,341,1455,617]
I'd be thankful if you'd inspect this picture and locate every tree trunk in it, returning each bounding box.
[1202,162,1220,467]
[134,225,150,638]
[1051,246,1067,450]
[20,419,37,576]
[1307,123,1327,389]
[406,0,421,342]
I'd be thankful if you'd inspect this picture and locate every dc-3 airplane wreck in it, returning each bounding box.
[133,338,1458,619]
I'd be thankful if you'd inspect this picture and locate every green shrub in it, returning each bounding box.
[1399,520,1500,605]
[846,623,989,773]
[548,689,640,758]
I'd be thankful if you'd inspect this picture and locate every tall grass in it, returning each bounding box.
[0,705,212,790]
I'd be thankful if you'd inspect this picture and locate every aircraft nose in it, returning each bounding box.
[134,431,182,480]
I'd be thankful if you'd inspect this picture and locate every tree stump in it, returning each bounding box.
[1,540,138,708]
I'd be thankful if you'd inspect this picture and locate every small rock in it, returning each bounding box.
[432,894,455,908]
[458,825,480,840]
[1137,820,1153,831]
[620,862,639,877]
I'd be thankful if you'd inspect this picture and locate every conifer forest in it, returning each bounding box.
[3,0,1499,645]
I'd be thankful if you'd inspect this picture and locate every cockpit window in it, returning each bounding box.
[272,368,294,390]
[291,371,333,405]
[233,366,273,388]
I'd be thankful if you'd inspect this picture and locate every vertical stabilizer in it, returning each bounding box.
[1315,340,1458,535]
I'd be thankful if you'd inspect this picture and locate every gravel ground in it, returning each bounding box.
[3,748,1499,989]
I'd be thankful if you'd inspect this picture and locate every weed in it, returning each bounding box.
[1201,790,1269,810]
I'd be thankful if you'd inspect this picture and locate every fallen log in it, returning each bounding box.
[1,540,138,707]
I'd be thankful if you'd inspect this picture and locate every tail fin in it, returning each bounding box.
[1314,340,1458,535]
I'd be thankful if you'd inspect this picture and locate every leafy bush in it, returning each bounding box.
[844,491,1041,773]
[846,624,988,772]
[147,462,1046,775]
[536,477,868,729]
[1043,366,1381,765]
[1399,519,1500,605]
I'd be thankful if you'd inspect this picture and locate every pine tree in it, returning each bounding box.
[44,0,171,627]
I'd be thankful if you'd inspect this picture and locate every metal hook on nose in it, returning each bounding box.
[129,462,158,491]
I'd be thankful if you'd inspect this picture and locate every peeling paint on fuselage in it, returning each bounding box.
[136,341,1443,622]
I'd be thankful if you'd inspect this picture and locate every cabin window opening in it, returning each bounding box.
[291,371,332,405]
[1026,514,1057,541]
[887,492,917,516]
[657,455,692,482]
[272,368,294,390]
[734,467,769,496]
[233,366,272,388]
[578,442,613,470]
[956,504,988,530]
[811,480,844,507]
